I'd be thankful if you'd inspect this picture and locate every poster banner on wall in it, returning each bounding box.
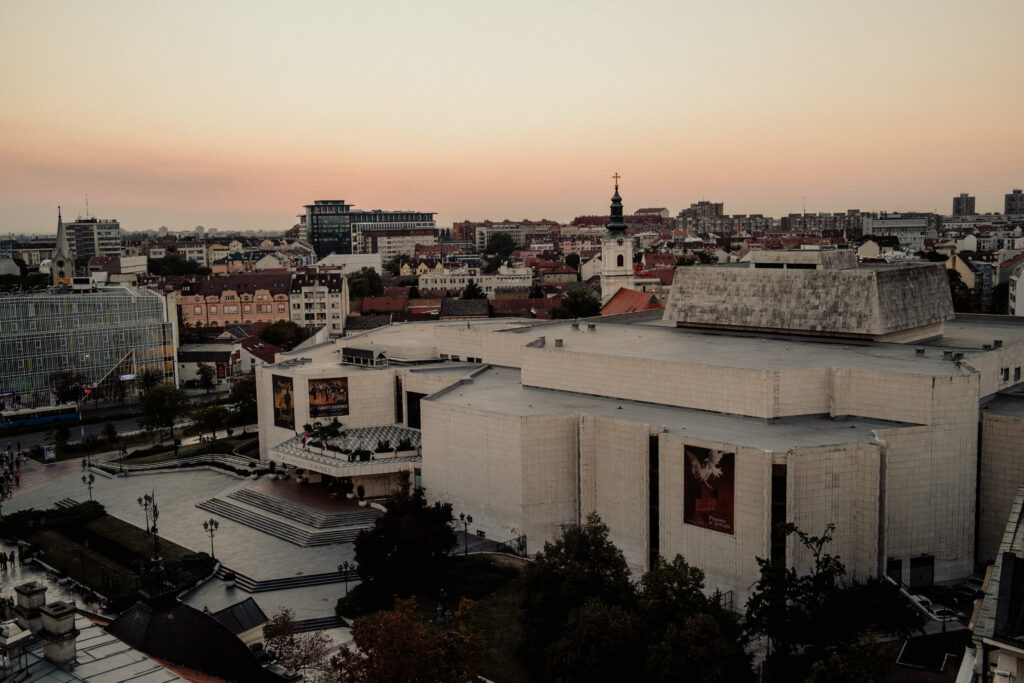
[309,377,349,417]
[272,375,295,429]
[683,445,735,535]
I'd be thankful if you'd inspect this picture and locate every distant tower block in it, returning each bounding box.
[600,174,636,305]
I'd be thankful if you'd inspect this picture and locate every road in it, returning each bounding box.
[5,416,192,452]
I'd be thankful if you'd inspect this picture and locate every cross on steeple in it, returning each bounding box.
[612,172,621,190]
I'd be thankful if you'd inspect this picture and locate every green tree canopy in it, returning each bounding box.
[565,253,581,270]
[228,374,258,423]
[190,403,230,440]
[50,371,89,404]
[352,471,456,599]
[483,232,516,273]
[550,289,602,319]
[148,254,211,276]
[347,267,384,298]
[138,384,190,441]
[947,269,977,312]
[260,319,303,350]
[461,279,486,300]
[196,363,217,394]
[383,253,411,276]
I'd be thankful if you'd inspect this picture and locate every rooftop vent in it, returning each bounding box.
[555,339,563,347]
[915,348,926,356]
[983,344,993,350]
[995,339,1003,349]
[587,323,596,331]
[571,322,579,330]
[942,350,954,360]
[953,352,964,361]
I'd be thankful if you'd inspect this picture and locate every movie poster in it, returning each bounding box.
[272,375,295,429]
[683,445,735,535]
[309,377,349,417]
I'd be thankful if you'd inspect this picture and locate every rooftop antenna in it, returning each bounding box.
[85,193,90,219]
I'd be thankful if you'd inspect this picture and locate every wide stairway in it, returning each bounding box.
[196,487,381,548]
[214,565,358,593]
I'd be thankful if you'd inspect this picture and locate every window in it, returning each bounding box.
[1016,367,1021,381]
[194,306,202,314]
[210,306,217,314]
[278,304,285,312]
[1003,368,1010,382]
[616,254,624,267]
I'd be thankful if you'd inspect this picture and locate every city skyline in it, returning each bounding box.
[2,1,1022,234]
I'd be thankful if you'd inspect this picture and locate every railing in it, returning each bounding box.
[494,535,527,557]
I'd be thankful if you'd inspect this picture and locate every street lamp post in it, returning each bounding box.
[338,560,355,597]
[203,518,219,559]
[137,492,160,558]
[82,473,95,502]
[459,512,473,556]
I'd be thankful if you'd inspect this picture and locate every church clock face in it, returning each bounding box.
[617,238,623,246]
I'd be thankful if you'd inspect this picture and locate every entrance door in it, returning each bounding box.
[406,392,426,429]
[909,555,934,589]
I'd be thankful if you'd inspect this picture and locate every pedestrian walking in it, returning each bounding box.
[14,472,19,487]
[1,554,7,571]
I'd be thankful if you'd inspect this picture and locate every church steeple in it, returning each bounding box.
[607,172,626,234]
[51,206,73,285]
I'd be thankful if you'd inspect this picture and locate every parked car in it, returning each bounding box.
[909,594,933,612]
[921,586,971,612]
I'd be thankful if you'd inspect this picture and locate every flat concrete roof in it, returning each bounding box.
[429,366,912,452]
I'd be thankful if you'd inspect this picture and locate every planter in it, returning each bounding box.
[358,499,368,507]
[346,493,356,500]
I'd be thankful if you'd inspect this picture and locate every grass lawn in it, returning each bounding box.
[26,510,200,608]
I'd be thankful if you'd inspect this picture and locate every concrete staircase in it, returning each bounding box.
[215,565,358,593]
[196,497,367,547]
[226,489,381,529]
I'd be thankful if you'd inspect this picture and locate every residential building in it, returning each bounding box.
[179,273,291,328]
[861,212,938,253]
[677,200,724,221]
[357,228,438,261]
[953,193,976,216]
[178,343,241,386]
[1008,189,1024,216]
[289,271,350,336]
[0,286,176,408]
[417,264,532,299]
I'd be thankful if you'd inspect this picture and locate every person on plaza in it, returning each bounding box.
[14,472,19,487]
[1,553,7,571]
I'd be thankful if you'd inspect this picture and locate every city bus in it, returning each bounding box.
[0,404,79,431]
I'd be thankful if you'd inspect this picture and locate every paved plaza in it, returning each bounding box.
[1,459,359,642]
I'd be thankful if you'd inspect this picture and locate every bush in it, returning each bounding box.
[375,439,392,453]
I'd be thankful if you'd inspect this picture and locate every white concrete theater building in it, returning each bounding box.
[256,188,1024,609]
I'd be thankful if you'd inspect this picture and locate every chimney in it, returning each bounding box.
[39,601,79,667]
[13,581,47,634]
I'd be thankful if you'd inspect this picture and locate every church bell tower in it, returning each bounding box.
[51,206,73,286]
[600,173,635,305]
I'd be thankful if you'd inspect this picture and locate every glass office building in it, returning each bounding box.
[301,200,436,259]
[0,286,175,409]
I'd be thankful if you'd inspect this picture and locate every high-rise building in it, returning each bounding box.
[0,286,176,408]
[953,193,976,216]
[66,216,122,265]
[1007,189,1024,216]
[300,200,436,259]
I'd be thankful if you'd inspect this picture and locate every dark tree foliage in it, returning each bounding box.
[461,279,486,300]
[260,319,302,350]
[353,472,456,599]
[383,253,410,276]
[550,289,601,319]
[347,267,384,298]
[523,517,753,682]
[521,513,635,669]
[138,384,190,441]
[190,403,229,440]
[483,232,516,273]
[228,374,258,423]
[196,363,217,394]
[992,281,1009,315]
[565,253,581,270]
[745,523,925,682]
[148,254,211,276]
[50,371,89,404]
[947,269,978,312]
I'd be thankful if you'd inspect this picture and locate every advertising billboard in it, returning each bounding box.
[683,445,735,535]
[309,378,349,417]
[272,375,295,429]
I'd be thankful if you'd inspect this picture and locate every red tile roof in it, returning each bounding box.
[600,288,664,315]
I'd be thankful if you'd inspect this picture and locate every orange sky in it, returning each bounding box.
[1,1,1022,234]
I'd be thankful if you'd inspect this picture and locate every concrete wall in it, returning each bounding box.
[979,412,1024,564]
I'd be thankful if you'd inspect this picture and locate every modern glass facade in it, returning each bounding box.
[302,201,436,259]
[0,287,174,409]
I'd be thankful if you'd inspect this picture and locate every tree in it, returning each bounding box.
[745,523,924,682]
[992,281,1009,315]
[196,363,217,394]
[331,597,483,683]
[347,267,384,298]
[101,421,118,444]
[191,403,229,440]
[229,374,258,423]
[50,371,88,404]
[353,471,456,598]
[550,289,602,319]
[565,253,581,270]
[543,597,642,682]
[51,423,71,447]
[137,367,163,391]
[461,279,486,300]
[263,607,332,678]
[260,319,302,351]
[521,512,634,667]
[384,253,410,276]
[483,232,516,273]
[138,384,190,442]
[148,254,211,276]
[947,269,976,312]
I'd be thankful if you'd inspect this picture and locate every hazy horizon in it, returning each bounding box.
[2,1,1021,235]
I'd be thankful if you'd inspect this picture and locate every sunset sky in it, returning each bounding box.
[2,1,1022,234]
